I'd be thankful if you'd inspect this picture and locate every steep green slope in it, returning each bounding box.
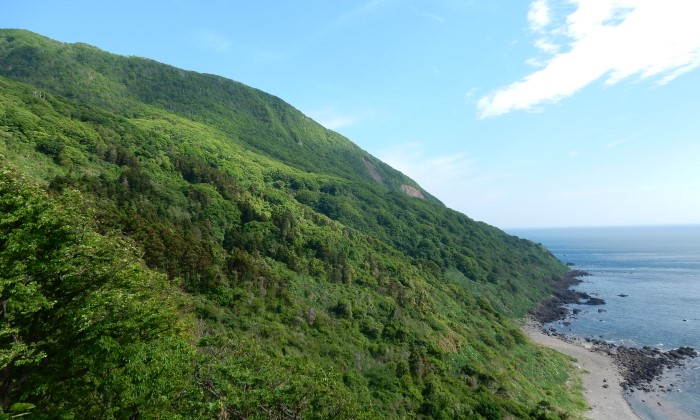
[0,158,366,418]
[0,29,563,316]
[0,29,584,418]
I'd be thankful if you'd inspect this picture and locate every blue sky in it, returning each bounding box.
[4,0,700,228]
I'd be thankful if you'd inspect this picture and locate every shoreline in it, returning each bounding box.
[526,269,699,419]
[521,318,641,419]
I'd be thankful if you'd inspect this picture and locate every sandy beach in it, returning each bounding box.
[520,319,641,420]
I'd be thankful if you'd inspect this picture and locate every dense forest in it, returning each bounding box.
[0,29,586,418]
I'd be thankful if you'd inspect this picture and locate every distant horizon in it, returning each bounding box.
[506,223,700,231]
[3,0,700,228]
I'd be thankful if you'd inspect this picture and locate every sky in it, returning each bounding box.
[4,0,700,228]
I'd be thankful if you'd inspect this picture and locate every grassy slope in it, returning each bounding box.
[0,29,585,418]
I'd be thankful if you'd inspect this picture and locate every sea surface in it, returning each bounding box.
[509,225,700,420]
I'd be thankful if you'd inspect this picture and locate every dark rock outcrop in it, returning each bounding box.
[531,270,596,324]
[607,345,697,390]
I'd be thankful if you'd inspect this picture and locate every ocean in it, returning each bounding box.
[509,225,700,420]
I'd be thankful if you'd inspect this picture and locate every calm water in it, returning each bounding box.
[509,225,700,419]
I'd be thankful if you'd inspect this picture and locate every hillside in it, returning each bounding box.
[0,29,584,418]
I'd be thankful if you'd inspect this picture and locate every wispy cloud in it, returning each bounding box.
[336,0,396,25]
[192,30,294,62]
[305,106,357,130]
[604,137,632,150]
[317,116,356,130]
[424,13,446,24]
[375,142,477,197]
[478,0,700,118]
[528,0,552,33]
[464,87,479,101]
[193,30,230,53]
[374,142,526,225]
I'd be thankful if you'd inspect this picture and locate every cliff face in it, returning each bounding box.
[401,184,426,199]
[0,28,583,418]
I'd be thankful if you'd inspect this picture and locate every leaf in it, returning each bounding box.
[8,403,35,412]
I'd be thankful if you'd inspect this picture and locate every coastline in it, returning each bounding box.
[524,268,699,419]
[512,227,700,419]
[521,318,641,419]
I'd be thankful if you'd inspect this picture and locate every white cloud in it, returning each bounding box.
[478,0,700,118]
[528,0,552,33]
[534,38,559,55]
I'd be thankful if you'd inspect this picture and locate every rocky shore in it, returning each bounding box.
[531,270,600,323]
[593,341,697,391]
[531,270,699,394]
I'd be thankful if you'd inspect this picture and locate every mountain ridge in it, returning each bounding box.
[0,28,442,204]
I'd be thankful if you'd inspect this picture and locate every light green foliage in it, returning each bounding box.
[0,28,586,418]
[192,333,370,419]
[0,161,194,417]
